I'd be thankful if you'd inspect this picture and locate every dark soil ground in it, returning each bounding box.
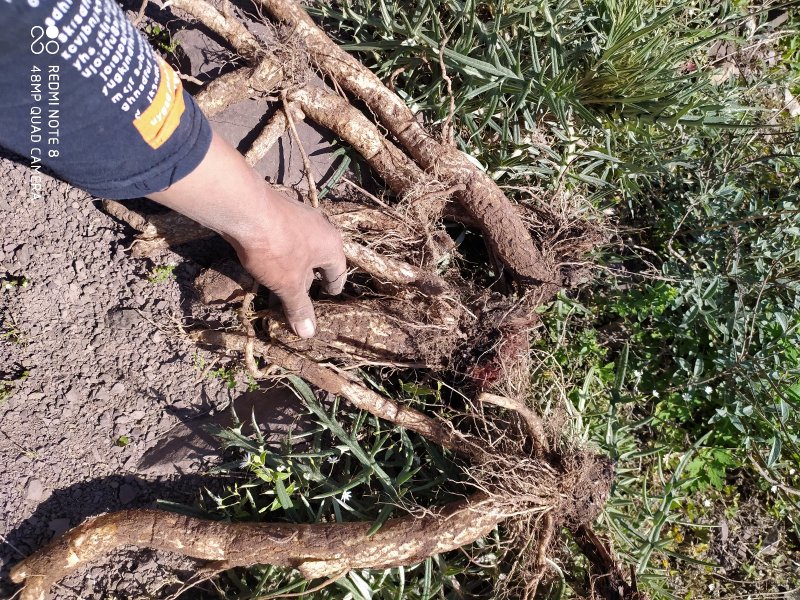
[0,7,343,595]
[0,159,192,597]
[0,151,250,598]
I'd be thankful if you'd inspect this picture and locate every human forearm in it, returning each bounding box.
[147,131,273,246]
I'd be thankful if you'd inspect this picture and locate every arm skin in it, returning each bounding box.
[149,130,346,338]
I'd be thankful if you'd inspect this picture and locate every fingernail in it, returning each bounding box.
[295,318,315,338]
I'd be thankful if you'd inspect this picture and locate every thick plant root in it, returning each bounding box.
[103,200,442,291]
[288,86,428,195]
[478,392,549,456]
[37,5,625,599]
[262,296,462,366]
[195,57,284,117]
[10,493,505,600]
[189,328,471,455]
[254,0,556,286]
[170,0,264,60]
[572,525,647,600]
[102,200,214,256]
[244,104,302,166]
[194,67,251,117]
[322,201,414,237]
[343,240,450,295]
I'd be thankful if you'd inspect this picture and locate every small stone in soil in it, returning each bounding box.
[119,483,139,504]
[64,387,81,404]
[49,518,71,536]
[25,479,44,502]
[104,308,141,330]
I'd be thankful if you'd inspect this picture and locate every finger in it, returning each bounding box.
[318,249,347,296]
[304,269,315,293]
[276,281,317,338]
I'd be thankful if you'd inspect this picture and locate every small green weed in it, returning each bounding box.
[147,264,176,284]
[209,366,238,390]
[1,315,24,345]
[0,365,30,403]
[144,23,180,55]
[1,274,30,291]
[0,381,14,403]
[193,353,255,390]
[115,435,131,447]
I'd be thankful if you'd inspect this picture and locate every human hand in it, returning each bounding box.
[148,131,346,339]
[229,188,347,338]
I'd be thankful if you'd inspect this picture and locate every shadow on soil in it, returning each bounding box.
[0,384,311,598]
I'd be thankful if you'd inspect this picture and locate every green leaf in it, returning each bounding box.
[274,478,294,510]
[367,503,395,536]
[287,375,397,498]
[775,311,789,334]
[766,437,782,468]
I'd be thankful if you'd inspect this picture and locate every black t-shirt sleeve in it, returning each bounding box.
[0,0,212,199]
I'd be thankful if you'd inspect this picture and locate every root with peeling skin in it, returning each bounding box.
[287,85,429,196]
[170,0,263,60]
[10,494,505,600]
[244,104,302,166]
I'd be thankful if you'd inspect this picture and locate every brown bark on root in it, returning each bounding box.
[170,0,264,60]
[343,240,450,295]
[10,493,504,600]
[244,104,301,166]
[288,86,428,196]
[253,0,557,287]
[572,525,647,600]
[189,328,471,455]
[263,297,462,365]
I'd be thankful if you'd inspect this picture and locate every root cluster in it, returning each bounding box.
[9,1,639,599]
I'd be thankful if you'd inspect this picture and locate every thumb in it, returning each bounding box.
[276,284,317,339]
